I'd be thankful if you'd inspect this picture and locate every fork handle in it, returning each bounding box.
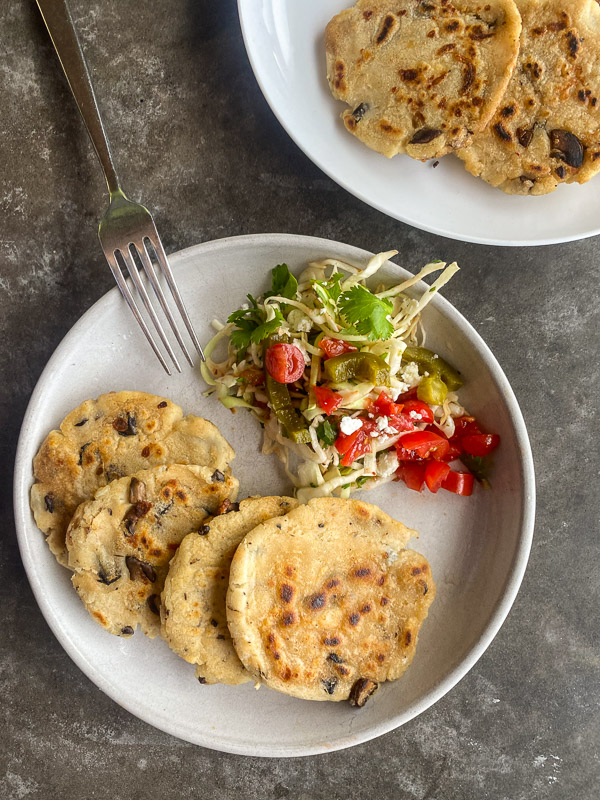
[36,0,121,196]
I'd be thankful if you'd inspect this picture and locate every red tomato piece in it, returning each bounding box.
[452,416,481,439]
[440,440,463,462]
[387,414,416,433]
[373,391,404,417]
[396,462,426,492]
[373,391,393,415]
[313,385,343,414]
[442,470,474,496]
[335,424,361,456]
[394,386,419,403]
[461,433,500,457]
[401,399,435,424]
[396,431,450,461]
[335,420,375,466]
[320,338,358,359]
[341,431,372,467]
[424,461,451,493]
[265,343,305,383]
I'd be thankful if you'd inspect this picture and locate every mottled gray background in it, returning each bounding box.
[1,1,599,798]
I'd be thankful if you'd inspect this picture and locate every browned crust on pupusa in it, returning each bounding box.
[66,465,238,639]
[227,498,435,703]
[161,496,298,686]
[325,0,522,160]
[30,391,235,566]
[458,0,600,194]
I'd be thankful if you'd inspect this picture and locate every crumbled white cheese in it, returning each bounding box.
[287,309,313,333]
[409,410,423,420]
[376,450,399,478]
[400,361,421,387]
[383,425,398,435]
[391,381,410,400]
[376,416,389,431]
[339,416,363,435]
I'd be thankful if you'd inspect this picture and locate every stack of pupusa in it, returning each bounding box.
[31,393,436,707]
[326,0,600,195]
[30,391,238,636]
[162,496,435,707]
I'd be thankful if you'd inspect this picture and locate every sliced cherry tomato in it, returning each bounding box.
[265,343,305,383]
[373,391,404,417]
[424,461,451,493]
[396,431,450,461]
[396,462,426,492]
[401,399,435,424]
[442,470,474,496]
[461,433,500,457]
[313,385,343,414]
[394,386,419,403]
[320,338,358,359]
[452,416,481,439]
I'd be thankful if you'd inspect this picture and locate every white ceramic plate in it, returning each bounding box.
[14,234,535,756]
[238,0,600,246]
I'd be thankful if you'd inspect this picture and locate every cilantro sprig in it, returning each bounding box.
[338,285,394,341]
[227,265,297,357]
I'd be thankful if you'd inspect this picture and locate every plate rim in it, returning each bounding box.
[13,233,536,756]
[236,0,600,248]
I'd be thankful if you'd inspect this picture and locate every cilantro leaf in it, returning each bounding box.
[338,285,394,341]
[328,273,344,302]
[316,418,338,446]
[268,264,298,300]
[249,309,284,344]
[230,318,257,354]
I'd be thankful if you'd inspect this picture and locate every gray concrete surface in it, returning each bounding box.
[1,1,599,798]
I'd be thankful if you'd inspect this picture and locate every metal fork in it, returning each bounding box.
[36,0,204,374]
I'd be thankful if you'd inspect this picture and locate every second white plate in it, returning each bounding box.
[238,0,600,246]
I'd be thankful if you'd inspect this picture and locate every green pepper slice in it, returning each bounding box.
[417,373,448,405]
[402,346,463,391]
[265,374,311,444]
[323,352,390,386]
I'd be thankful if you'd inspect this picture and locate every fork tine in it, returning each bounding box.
[104,250,172,376]
[146,235,205,361]
[137,240,194,368]
[120,246,182,373]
